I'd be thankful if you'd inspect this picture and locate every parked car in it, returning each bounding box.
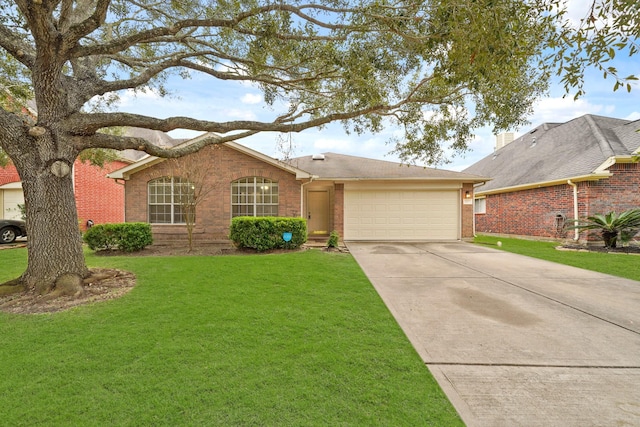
[0,219,27,244]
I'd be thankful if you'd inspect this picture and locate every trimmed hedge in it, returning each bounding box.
[84,222,153,252]
[229,217,307,251]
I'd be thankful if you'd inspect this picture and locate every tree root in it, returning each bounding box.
[0,278,25,296]
[43,273,85,300]
[1,268,136,314]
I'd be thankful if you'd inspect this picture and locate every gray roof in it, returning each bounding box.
[463,114,640,193]
[290,152,488,182]
[118,127,187,162]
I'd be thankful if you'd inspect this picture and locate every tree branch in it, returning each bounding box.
[65,100,400,137]
[62,0,111,48]
[68,3,353,59]
[73,131,260,158]
[0,24,35,68]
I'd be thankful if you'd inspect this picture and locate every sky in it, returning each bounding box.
[115,1,639,172]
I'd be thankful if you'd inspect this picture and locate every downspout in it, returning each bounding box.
[567,180,579,241]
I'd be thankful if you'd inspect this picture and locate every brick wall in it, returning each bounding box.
[584,163,640,216]
[476,185,575,239]
[333,183,344,238]
[125,144,302,242]
[74,160,127,230]
[461,183,474,238]
[475,162,640,240]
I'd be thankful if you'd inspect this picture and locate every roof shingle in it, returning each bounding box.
[463,114,640,192]
[290,152,487,182]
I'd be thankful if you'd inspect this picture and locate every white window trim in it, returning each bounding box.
[474,197,486,214]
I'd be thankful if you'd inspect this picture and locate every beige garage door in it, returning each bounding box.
[2,188,25,220]
[344,189,460,240]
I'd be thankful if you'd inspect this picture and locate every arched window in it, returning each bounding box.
[148,177,195,224]
[231,177,279,217]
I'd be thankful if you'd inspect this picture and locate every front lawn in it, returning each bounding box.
[473,235,640,282]
[0,248,461,426]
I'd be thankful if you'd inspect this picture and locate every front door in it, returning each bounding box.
[307,190,330,235]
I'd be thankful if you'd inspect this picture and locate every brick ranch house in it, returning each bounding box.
[463,114,640,242]
[108,135,488,243]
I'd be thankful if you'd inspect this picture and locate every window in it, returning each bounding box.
[231,177,279,217]
[148,177,195,224]
[474,197,486,214]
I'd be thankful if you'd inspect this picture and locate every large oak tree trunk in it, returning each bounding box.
[18,156,88,295]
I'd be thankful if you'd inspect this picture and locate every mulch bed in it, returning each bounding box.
[0,268,136,315]
[558,244,640,254]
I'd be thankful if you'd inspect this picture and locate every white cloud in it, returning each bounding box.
[563,0,593,27]
[313,137,353,151]
[241,93,262,104]
[529,97,605,124]
[224,108,257,120]
[626,112,640,121]
[118,87,164,105]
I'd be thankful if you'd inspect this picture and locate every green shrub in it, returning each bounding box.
[229,217,307,251]
[327,230,340,248]
[83,222,153,252]
[569,208,640,248]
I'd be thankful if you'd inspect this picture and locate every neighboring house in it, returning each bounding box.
[108,134,488,243]
[463,114,640,241]
[0,127,178,228]
[0,166,24,220]
[0,159,129,228]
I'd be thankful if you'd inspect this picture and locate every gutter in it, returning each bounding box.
[475,172,611,197]
[567,180,579,241]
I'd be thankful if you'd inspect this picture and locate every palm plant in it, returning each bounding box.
[570,209,640,248]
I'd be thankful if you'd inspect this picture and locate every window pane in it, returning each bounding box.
[256,205,278,217]
[148,176,195,224]
[149,205,172,223]
[231,177,279,218]
[174,205,185,223]
[232,204,253,217]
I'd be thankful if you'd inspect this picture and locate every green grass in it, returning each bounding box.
[0,248,462,426]
[474,235,640,281]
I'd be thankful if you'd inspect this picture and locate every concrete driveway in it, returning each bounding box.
[347,241,640,427]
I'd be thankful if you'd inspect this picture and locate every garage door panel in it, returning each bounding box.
[2,189,25,220]
[345,189,459,241]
